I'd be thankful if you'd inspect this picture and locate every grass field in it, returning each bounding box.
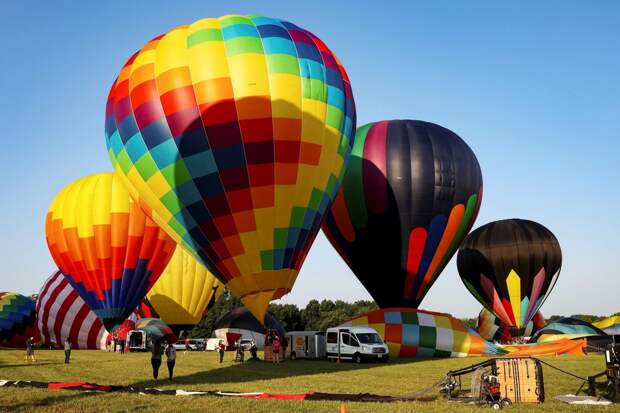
[0,349,615,412]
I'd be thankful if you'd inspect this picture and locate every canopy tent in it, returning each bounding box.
[213,307,284,350]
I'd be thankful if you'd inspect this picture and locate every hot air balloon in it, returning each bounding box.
[593,316,620,336]
[322,120,483,308]
[529,317,606,343]
[0,292,36,347]
[36,271,139,350]
[45,173,176,331]
[476,308,545,343]
[105,15,356,322]
[147,247,224,334]
[457,219,562,336]
[339,308,504,358]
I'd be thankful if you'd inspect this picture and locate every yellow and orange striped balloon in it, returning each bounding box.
[45,172,176,331]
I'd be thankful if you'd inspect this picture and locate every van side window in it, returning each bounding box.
[326,332,337,343]
[341,333,350,346]
[349,335,359,347]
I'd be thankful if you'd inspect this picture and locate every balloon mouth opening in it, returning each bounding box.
[508,326,525,337]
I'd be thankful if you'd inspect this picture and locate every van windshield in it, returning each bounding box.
[356,333,383,344]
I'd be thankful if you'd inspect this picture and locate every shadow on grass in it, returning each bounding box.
[0,362,64,369]
[4,390,101,412]
[129,357,425,389]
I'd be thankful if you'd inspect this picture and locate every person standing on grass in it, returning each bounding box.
[218,340,225,363]
[184,336,190,354]
[272,336,281,364]
[165,341,176,382]
[25,337,36,363]
[151,339,163,381]
[64,338,72,364]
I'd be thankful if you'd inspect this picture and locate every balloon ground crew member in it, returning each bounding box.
[25,337,36,363]
[218,340,226,363]
[64,338,72,364]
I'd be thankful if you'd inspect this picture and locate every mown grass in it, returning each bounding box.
[0,349,615,412]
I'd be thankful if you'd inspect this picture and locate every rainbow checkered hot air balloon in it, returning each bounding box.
[105,15,356,322]
[0,292,36,348]
[45,173,177,331]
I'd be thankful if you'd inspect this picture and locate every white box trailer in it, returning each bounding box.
[285,331,326,360]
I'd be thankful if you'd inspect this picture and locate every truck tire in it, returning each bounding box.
[354,353,362,364]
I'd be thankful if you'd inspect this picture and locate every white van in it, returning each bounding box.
[325,327,389,363]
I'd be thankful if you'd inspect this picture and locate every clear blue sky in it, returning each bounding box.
[1,1,618,318]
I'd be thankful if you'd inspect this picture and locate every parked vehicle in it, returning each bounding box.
[325,327,389,363]
[127,330,149,352]
[173,338,206,351]
[285,331,326,360]
[238,339,254,351]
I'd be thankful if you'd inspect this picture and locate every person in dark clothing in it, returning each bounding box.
[165,341,176,382]
[119,339,125,354]
[151,340,163,381]
[249,342,258,360]
[64,338,72,364]
[25,337,36,363]
[218,340,225,363]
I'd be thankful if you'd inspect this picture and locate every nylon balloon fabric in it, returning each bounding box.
[147,247,224,332]
[36,271,139,349]
[105,15,356,322]
[45,173,177,331]
[340,308,504,358]
[476,307,544,343]
[0,292,36,347]
[322,120,482,308]
[457,219,562,332]
[36,271,109,349]
[529,317,607,343]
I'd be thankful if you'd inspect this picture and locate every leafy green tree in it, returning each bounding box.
[268,303,304,331]
[190,289,241,338]
[319,299,336,313]
[301,299,321,330]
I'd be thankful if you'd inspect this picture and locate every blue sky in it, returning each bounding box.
[1,1,618,318]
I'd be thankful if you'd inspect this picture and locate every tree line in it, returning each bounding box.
[191,289,618,337]
[190,289,377,337]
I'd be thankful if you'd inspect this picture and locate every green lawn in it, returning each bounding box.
[0,349,615,412]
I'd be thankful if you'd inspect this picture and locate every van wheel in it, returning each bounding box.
[291,352,296,360]
[353,353,362,364]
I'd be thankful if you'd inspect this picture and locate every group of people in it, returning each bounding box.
[24,336,72,364]
[150,339,176,382]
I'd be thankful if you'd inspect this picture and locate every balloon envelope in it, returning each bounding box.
[339,308,504,358]
[147,247,224,332]
[45,173,176,331]
[322,120,482,308]
[36,271,140,349]
[529,317,607,343]
[0,292,35,348]
[134,318,176,342]
[105,15,356,322]
[476,307,545,343]
[457,219,561,332]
